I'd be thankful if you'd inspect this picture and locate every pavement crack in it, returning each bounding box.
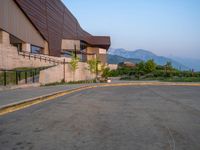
[145,86,200,116]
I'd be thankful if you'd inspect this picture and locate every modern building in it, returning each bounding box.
[0,0,110,65]
[0,0,110,84]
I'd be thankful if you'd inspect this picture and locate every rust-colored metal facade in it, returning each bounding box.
[14,0,110,57]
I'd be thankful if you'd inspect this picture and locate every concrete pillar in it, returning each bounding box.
[0,30,10,46]
[22,43,31,52]
[43,41,49,55]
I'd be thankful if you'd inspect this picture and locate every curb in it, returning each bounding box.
[0,82,200,116]
[0,83,40,92]
[0,85,95,116]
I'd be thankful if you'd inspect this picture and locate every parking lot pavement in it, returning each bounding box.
[0,85,200,150]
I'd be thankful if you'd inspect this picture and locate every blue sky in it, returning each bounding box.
[63,0,200,59]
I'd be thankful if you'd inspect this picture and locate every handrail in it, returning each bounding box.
[18,48,94,65]
[0,66,54,72]
[18,50,68,65]
[61,49,95,56]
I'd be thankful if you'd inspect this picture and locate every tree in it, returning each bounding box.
[87,58,98,74]
[144,59,156,73]
[164,61,173,77]
[69,53,80,81]
[102,67,110,79]
[165,61,173,71]
[135,61,145,79]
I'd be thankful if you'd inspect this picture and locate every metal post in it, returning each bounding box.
[96,60,98,80]
[74,45,77,58]
[19,72,21,81]
[63,59,66,82]
[16,71,18,85]
[32,70,35,83]
[25,71,27,84]
[4,71,6,86]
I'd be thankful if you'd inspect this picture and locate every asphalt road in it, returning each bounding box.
[0,85,200,150]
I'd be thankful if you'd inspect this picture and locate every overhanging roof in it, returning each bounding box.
[14,0,110,56]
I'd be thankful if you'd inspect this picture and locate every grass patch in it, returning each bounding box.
[0,67,44,85]
[161,77,200,82]
[120,76,200,82]
[44,79,97,86]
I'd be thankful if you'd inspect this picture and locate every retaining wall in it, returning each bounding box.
[39,62,95,85]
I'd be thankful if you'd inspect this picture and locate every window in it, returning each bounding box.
[31,45,43,54]
[12,43,22,52]
[10,34,22,51]
[80,41,87,50]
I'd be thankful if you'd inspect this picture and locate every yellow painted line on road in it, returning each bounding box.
[0,82,200,116]
[0,86,95,116]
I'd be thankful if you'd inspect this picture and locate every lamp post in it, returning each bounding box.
[63,58,66,82]
[74,45,77,58]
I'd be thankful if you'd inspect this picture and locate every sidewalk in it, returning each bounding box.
[0,83,97,108]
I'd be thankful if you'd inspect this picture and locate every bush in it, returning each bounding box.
[102,67,110,79]
[144,59,156,73]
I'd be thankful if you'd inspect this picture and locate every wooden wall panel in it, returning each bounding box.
[0,0,45,47]
[14,0,110,56]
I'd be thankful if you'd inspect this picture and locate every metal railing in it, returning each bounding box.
[0,67,52,86]
[0,48,95,86]
[18,50,64,65]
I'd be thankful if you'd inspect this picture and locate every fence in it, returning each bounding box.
[0,48,95,86]
[0,67,52,86]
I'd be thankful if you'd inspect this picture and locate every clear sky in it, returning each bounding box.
[63,0,200,59]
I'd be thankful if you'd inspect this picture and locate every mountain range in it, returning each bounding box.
[108,48,191,71]
[108,55,141,64]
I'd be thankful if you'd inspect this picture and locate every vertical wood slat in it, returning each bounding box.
[14,0,110,56]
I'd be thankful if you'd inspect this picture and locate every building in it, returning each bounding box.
[0,0,110,64]
[0,0,110,84]
[118,62,136,68]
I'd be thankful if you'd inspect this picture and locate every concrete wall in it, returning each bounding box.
[108,64,118,70]
[0,43,57,69]
[61,39,80,50]
[0,30,95,85]
[39,65,64,84]
[0,31,64,69]
[39,62,95,85]
[87,47,107,64]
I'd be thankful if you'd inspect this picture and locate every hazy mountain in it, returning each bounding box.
[169,56,200,72]
[108,55,142,64]
[108,48,189,70]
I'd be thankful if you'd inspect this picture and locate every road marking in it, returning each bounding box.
[0,82,200,116]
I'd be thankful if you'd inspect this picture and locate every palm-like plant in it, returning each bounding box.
[69,53,80,81]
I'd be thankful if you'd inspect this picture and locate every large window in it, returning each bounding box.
[31,45,43,54]
[10,34,22,52]
[80,41,87,50]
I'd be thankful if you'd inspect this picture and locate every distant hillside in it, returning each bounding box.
[108,54,142,64]
[169,56,200,72]
[108,48,189,70]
